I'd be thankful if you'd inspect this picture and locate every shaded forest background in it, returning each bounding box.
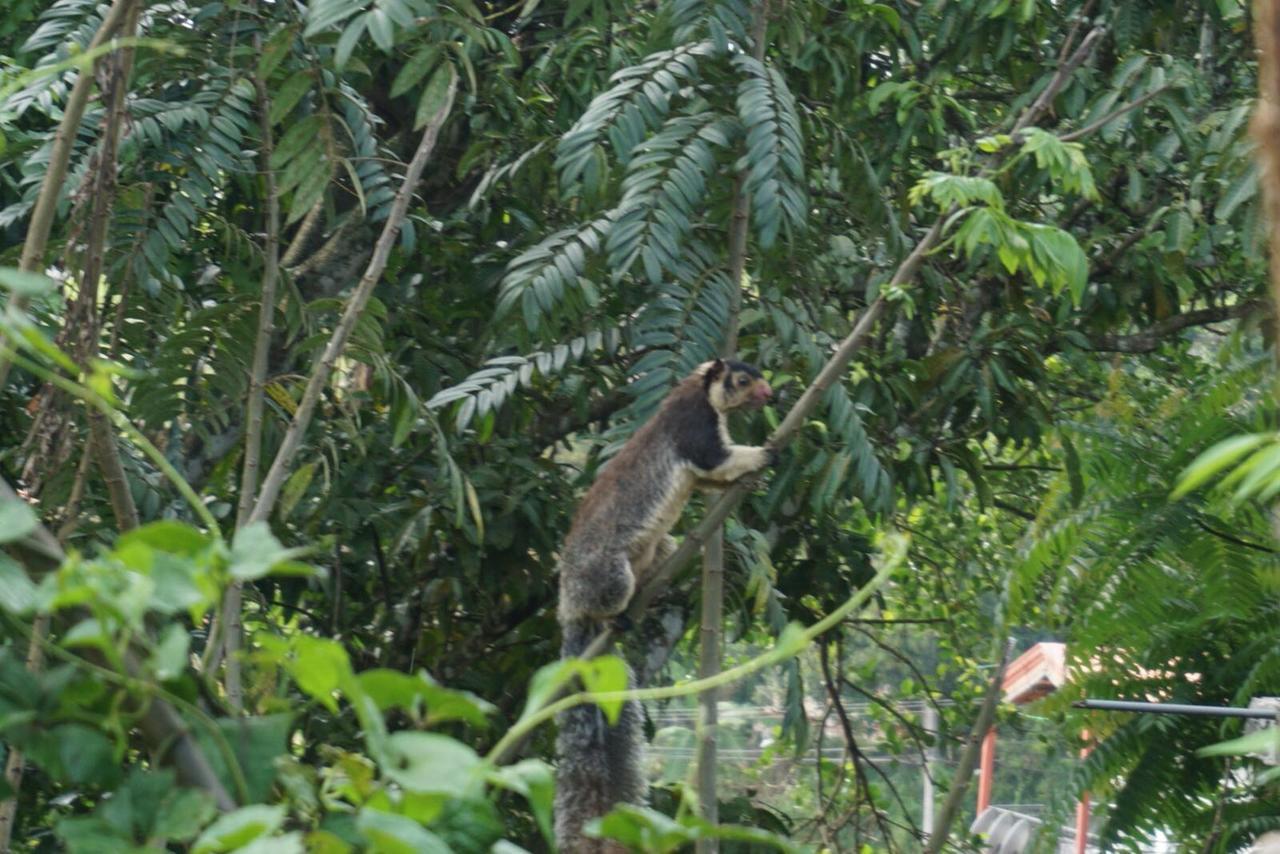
[0,0,1277,850]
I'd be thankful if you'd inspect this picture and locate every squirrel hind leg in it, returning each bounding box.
[562,551,636,626]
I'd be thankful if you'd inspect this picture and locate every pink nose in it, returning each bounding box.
[755,382,772,402]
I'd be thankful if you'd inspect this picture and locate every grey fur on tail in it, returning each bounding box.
[554,622,645,853]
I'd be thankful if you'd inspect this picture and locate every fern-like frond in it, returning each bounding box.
[554,41,716,190]
[427,328,622,432]
[732,54,806,248]
[495,212,617,333]
[606,113,732,283]
[669,0,753,49]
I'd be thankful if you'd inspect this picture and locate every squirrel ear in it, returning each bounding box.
[706,358,726,380]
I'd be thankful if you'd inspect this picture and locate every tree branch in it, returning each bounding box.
[1084,300,1265,353]
[248,78,457,525]
[1060,86,1170,143]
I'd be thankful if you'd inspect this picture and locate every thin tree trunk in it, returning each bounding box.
[695,4,769,841]
[923,640,1014,854]
[0,0,134,389]
[84,0,143,533]
[247,76,456,525]
[1252,0,1280,345]
[219,23,285,713]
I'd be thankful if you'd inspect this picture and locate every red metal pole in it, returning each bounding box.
[976,727,996,812]
[1075,729,1092,853]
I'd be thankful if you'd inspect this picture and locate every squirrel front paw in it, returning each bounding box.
[764,444,780,468]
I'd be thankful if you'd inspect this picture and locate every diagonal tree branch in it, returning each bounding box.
[247,78,457,525]
[1084,300,1266,353]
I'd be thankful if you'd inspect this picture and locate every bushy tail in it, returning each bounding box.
[554,620,646,853]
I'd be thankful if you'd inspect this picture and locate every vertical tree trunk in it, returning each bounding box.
[923,640,1014,854]
[219,20,285,713]
[1252,0,1280,344]
[695,4,769,845]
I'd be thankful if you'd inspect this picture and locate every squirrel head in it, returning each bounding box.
[700,358,772,412]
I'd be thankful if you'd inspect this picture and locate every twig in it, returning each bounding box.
[819,640,916,848]
[248,77,457,525]
[1084,300,1265,353]
[1060,86,1170,142]
[1012,27,1106,135]
[84,0,143,533]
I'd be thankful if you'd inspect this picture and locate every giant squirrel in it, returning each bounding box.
[555,358,776,853]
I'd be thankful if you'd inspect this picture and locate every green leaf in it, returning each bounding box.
[193,715,293,805]
[269,71,313,125]
[520,659,577,721]
[415,62,457,130]
[357,669,495,726]
[487,759,555,842]
[573,654,628,723]
[381,732,480,795]
[257,25,295,80]
[227,833,305,854]
[117,520,211,556]
[357,810,451,854]
[0,555,36,614]
[151,623,190,680]
[193,805,286,854]
[230,522,307,580]
[1172,433,1274,499]
[280,462,317,520]
[289,635,352,711]
[1196,726,1278,758]
[0,499,38,543]
[391,46,441,98]
[0,268,56,296]
[57,724,119,786]
[151,787,218,841]
[304,0,365,37]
